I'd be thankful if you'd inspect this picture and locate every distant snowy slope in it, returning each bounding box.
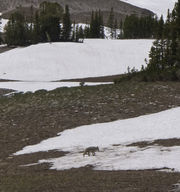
[0,39,153,81]
[120,0,177,18]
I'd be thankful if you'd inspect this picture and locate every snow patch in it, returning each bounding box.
[14,107,180,171]
[39,145,180,171]
[0,18,8,32]
[0,81,111,92]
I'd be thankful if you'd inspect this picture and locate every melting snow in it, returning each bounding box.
[0,81,111,92]
[14,107,180,171]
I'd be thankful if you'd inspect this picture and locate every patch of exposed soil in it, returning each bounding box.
[0,167,180,192]
[60,74,124,82]
[0,46,15,54]
[129,138,180,148]
[0,88,14,95]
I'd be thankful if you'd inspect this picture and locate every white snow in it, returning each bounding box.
[14,107,180,172]
[39,145,180,171]
[121,0,177,18]
[0,39,153,82]
[0,81,111,92]
[0,18,8,32]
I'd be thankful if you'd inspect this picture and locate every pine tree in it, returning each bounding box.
[28,5,34,43]
[107,7,114,38]
[144,0,180,81]
[156,15,164,39]
[62,5,72,41]
[78,26,84,39]
[123,15,157,39]
[5,11,29,46]
[71,21,76,41]
[90,11,98,38]
[39,2,63,42]
[84,25,90,38]
[75,24,79,42]
[113,18,118,39]
[33,11,41,43]
[175,0,180,37]
[89,10,104,38]
[99,10,104,39]
[94,11,100,37]
[164,9,171,39]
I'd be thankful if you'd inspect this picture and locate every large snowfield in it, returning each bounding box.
[0,40,153,81]
[15,107,180,171]
[121,0,177,18]
[0,39,153,91]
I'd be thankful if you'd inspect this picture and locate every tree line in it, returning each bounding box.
[70,8,167,40]
[122,14,165,39]
[72,10,105,39]
[2,2,109,46]
[4,2,73,46]
[0,1,171,46]
[115,0,180,83]
[144,0,180,81]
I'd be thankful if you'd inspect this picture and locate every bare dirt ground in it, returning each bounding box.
[60,74,124,82]
[0,46,15,54]
[1,81,180,191]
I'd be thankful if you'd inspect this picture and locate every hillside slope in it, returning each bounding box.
[0,39,153,82]
[121,0,177,18]
[0,0,153,24]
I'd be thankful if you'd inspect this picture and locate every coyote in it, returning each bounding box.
[83,146,99,156]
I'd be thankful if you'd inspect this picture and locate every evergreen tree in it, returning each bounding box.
[119,19,123,30]
[175,0,180,37]
[5,11,29,46]
[144,0,180,81]
[4,2,77,45]
[62,5,72,41]
[75,25,80,42]
[107,7,114,38]
[90,11,97,38]
[113,18,118,39]
[99,10,105,39]
[28,5,34,43]
[84,25,90,38]
[89,10,104,38]
[33,11,41,43]
[156,15,164,39]
[123,15,138,38]
[78,25,84,39]
[117,0,180,82]
[123,14,158,39]
[164,9,171,39]
[118,19,123,39]
[39,2,63,42]
[71,21,76,41]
